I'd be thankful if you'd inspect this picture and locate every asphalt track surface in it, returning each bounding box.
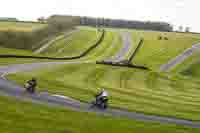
[160,43,200,72]
[0,62,66,76]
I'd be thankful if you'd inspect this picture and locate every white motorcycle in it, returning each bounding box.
[91,95,108,109]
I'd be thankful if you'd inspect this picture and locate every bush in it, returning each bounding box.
[158,36,162,40]
[164,37,168,40]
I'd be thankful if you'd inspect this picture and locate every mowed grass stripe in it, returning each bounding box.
[100,69,200,97]
[124,86,200,103]
[123,32,140,60]
[81,31,116,61]
[101,72,200,100]
[109,90,200,120]
[103,32,123,59]
[107,85,200,108]
[99,71,200,108]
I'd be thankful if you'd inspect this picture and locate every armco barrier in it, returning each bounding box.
[128,38,144,64]
[96,61,149,70]
[0,30,105,60]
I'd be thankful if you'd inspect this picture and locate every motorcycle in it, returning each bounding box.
[91,96,108,109]
[24,83,35,94]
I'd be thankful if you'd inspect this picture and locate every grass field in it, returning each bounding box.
[7,63,200,121]
[80,31,123,61]
[1,95,198,133]
[40,29,101,57]
[2,25,200,131]
[0,21,47,32]
[131,30,200,70]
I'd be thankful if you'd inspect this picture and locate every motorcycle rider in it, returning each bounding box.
[95,88,109,105]
[25,77,37,93]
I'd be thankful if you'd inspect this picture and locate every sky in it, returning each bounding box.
[0,0,199,32]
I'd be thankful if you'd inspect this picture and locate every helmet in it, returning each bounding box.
[100,88,105,92]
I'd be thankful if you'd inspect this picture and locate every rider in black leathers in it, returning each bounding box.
[25,78,37,93]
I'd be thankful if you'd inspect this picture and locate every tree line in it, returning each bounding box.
[80,17,173,32]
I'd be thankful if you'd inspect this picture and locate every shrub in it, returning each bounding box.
[158,36,162,40]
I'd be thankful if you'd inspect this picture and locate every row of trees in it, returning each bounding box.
[178,26,190,32]
[80,17,173,32]
[0,17,18,21]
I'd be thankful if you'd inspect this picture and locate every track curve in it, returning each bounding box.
[160,43,200,72]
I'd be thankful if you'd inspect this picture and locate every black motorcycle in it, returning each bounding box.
[91,96,108,109]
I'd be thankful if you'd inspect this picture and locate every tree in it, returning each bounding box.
[179,26,183,32]
[185,27,190,32]
[47,15,80,32]
[37,17,46,23]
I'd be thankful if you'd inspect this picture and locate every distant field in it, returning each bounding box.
[0,21,47,32]
[131,30,200,70]
[0,95,198,133]
[40,29,101,57]
[8,63,200,121]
